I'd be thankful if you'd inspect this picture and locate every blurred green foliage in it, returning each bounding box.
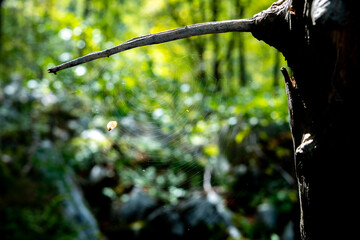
[0,0,298,239]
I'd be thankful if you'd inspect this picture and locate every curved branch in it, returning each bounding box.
[48,0,290,75]
[48,19,255,74]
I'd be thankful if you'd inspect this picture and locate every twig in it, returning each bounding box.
[48,19,255,74]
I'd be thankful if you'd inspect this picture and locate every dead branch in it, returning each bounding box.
[48,19,255,74]
[48,0,289,74]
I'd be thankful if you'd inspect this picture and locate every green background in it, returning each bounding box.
[0,0,298,239]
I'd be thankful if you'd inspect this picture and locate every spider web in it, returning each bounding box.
[84,43,237,194]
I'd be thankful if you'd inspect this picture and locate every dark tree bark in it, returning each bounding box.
[252,1,359,239]
[48,0,359,238]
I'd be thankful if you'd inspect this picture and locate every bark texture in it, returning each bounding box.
[252,0,360,239]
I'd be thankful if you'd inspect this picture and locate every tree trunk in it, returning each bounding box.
[236,0,247,86]
[252,0,360,239]
[211,0,222,91]
[0,0,4,55]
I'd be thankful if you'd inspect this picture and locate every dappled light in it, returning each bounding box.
[0,1,299,240]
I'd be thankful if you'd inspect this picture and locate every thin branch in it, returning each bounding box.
[48,0,290,74]
[48,19,255,74]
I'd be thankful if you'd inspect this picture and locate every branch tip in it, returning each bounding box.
[48,69,57,75]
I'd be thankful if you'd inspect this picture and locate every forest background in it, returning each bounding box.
[0,0,299,239]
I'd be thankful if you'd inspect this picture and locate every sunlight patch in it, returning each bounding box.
[58,28,72,41]
[74,66,87,76]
